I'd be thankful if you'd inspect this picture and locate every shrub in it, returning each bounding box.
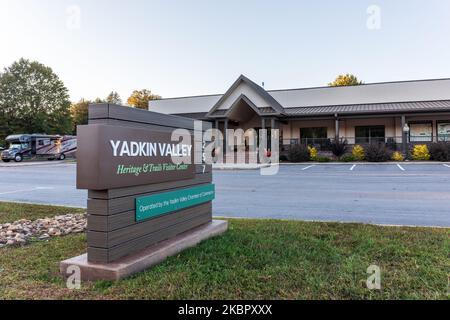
[429,142,450,162]
[279,154,288,162]
[364,143,392,162]
[412,144,430,161]
[392,151,404,162]
[316,156,331,163]
[307,146,318,161]
[340,154,355,162]
[330,139,347,158]
[288,144,311,162]
[352,145,365,161]
[386,137,397,151]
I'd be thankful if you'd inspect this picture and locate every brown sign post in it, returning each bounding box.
[60,104,228,280]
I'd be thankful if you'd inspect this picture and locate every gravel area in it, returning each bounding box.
[0,213,86,247]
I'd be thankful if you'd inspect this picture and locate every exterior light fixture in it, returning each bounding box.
[403,124,410,133]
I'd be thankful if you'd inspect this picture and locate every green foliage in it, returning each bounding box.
[428,143,450,162]
[340,154,356,162]
[316,156,331,162]
[330,139,348,158]
[127,89,161,109]
[352,145,365,161]
[0,58,72,142]
[365,143,392,162]
[0,202,84,224]
[70,99,90,134]
[106,91,122,104]
[288,144,310,162]
[70,91,123,134]
[412,145,430,161]
[329,74,364,87]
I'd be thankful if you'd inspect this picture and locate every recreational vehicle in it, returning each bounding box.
[1,134,77,163]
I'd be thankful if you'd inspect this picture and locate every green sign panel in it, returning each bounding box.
[136,184,215,221]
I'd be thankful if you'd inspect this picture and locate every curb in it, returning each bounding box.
[279,162,450,165]
[0,160,75,168]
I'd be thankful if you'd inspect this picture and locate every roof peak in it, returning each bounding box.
[205,74,285,117]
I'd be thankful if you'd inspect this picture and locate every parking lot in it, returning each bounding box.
[213,163,450,227]
[0,162,449,227]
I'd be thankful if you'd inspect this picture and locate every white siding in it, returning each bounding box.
[149,94,221,114]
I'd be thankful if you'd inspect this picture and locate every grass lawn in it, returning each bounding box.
[0,201,85,224]
[0,201,448,300]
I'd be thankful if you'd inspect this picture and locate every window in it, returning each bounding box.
[300,127,327,146]
[437,122,450,142]
[355,126,385,144]
[10,143,29,150]
[409,122,432,142]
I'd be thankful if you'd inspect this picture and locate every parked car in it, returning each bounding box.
[1,134,77,163]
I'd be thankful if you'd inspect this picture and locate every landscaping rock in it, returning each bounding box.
[0,213,86,248]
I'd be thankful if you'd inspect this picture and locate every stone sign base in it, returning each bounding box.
[60,220,228,281]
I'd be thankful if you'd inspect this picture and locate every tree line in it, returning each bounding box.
[0,58,363,147]
[0,58,161,146]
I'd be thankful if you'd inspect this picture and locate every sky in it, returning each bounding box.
[1,0,450,102]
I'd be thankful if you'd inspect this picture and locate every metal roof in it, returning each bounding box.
[150,77,450,115]
[284,100,450,116]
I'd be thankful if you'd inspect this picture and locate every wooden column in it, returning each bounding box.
[401,115,407,154]
[334,114,340,141]
[223,119,229,155]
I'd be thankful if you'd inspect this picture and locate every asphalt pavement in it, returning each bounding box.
[0,162,449,227]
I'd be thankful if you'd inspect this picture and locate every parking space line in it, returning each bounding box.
[350,164,356,171]
[0,187,54,196]
[396,164,405,171]
[443,164,450,168]
[302,165,316,171]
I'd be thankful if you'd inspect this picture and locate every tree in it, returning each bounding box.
[94,97,105,103]
[328,74,364,87]
[70,99,90,134]
[127,89,161,110]
[0,58,72,143]
[106,91,122,104]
